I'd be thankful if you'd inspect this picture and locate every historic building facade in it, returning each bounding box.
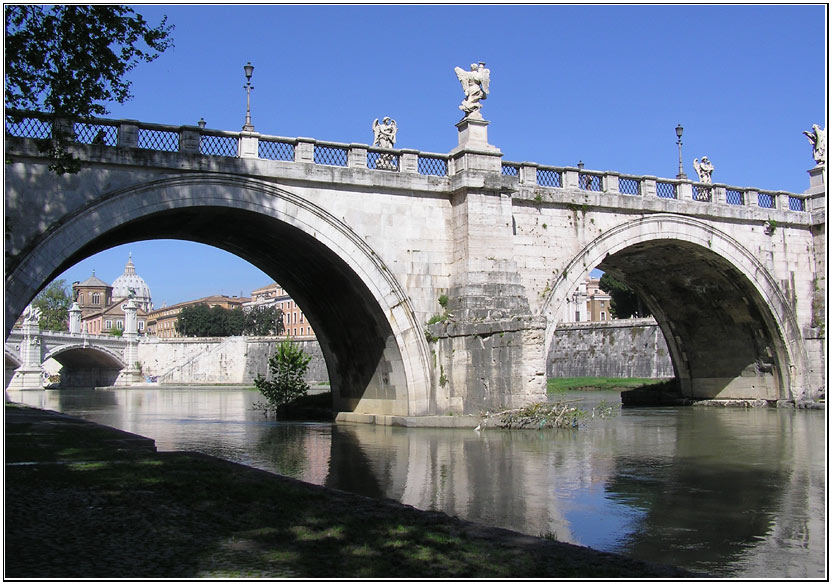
[72,255,152,334]
[561,275,612,323]
[145,295,250,338]
[248,283,316,339]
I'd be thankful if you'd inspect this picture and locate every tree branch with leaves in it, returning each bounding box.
[5,5,173,173]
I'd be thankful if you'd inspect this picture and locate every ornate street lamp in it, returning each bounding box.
[242,62,255,132]
[577,160,584,171]
[675,124,686,179]
[198,117,206,130]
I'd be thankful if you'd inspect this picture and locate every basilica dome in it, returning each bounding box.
[111,253,153,312]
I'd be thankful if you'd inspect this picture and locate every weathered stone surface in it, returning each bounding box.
[3,123,824,415]
[548,319,673,379]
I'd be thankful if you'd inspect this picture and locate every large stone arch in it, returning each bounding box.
[43,344,126,368]
[5,173,433,415]
[541,214,810,401]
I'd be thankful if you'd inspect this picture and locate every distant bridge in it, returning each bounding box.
[4,111,826,414]
[5,329,130,389]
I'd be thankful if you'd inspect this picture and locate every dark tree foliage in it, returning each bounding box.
[245,305,285,336]
[599,273,651,319]
[5,5,173,173]
[176,304,284,337]
[32,279,71,332]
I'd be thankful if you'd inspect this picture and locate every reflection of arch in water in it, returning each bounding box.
[541,215,809,401]
[5,174,432,415]
[44,345,126,387]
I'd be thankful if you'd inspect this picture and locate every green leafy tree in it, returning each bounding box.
[5,5,173,173]
[599,273,651,319]
[245,305,285,336]
[177,304,285,337]
[32,279,71,331]
[254,339,312,418]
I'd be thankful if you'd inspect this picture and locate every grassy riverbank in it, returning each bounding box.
[5,402,696,578]
[547,376,673,394]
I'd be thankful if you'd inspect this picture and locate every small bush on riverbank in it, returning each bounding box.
[254,339,311,418]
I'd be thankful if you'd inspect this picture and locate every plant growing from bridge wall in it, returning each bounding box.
[254,338,311,418]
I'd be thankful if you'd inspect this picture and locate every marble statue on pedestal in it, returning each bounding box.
[372,117,398,169]
[454,62,490,118]
[372,117,397,149]
[693,156,714,184]
[803,124,826,166]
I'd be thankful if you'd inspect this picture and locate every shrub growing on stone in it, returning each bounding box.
[254,339,311,417]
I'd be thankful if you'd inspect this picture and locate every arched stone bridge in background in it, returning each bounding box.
[4,112,826,415]
[5,328,130,389]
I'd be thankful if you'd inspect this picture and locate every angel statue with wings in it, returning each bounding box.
[372,117,398,169]
[372,117,398,149]
[803,124,826,167]
[454,62,490,118]
[693,156,714,184]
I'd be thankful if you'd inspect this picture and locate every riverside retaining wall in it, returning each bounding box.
[137,337,328,385]
[548,318,674,379]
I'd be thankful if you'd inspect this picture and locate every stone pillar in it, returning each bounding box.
[348,144,368,169]
[8,316,44,390]
[399,149,419,174]
[429,118,546,413]
[117,121,139,148]
[115,299,142,385]
[563,168,579,189]
[604,172,620,194]
[68,302,81,335]
[677,182,692,201]
[237,130,260,158]
[805,164,826,397]
[179,126,202,153]
[295,138,315,164]
[448,117,502,174]
[519,163,538,185]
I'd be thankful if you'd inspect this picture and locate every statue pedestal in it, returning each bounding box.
[805,165,826,215]
[7,367,45,391]
[449,117,502,174]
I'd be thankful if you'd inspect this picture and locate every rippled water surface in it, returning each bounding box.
[8,386,826,578]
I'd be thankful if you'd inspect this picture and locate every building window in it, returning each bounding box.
[138,321,144,331]
[600,312,606,321]
[92,293,101,304]
[105,320,112,329]
[116,320,123,329]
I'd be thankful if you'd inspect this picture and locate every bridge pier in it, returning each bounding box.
[115,299,143,386]
[7,319,44,391]
[423,119,548,414]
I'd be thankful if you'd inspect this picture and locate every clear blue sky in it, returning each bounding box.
[53,4,827,306]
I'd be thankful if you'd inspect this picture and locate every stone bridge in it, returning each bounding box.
[4,111,826,415]
[5,327,132,389]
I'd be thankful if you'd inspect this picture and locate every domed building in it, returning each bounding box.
[73,254,153,335]
[111,253,153,312]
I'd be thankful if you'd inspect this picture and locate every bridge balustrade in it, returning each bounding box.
[5,109,810,213]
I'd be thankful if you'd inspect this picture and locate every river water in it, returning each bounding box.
[6,386,826,578]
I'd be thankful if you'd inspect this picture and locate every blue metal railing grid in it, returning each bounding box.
[258,139,295,161]
[200,134,238,157]
[314,144,348,166]
[537,168,562,188]
[418,155,448,176]
[137,128,179,152]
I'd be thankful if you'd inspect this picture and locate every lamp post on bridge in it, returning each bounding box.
[242,62,255,132]
[675,124,687,179]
